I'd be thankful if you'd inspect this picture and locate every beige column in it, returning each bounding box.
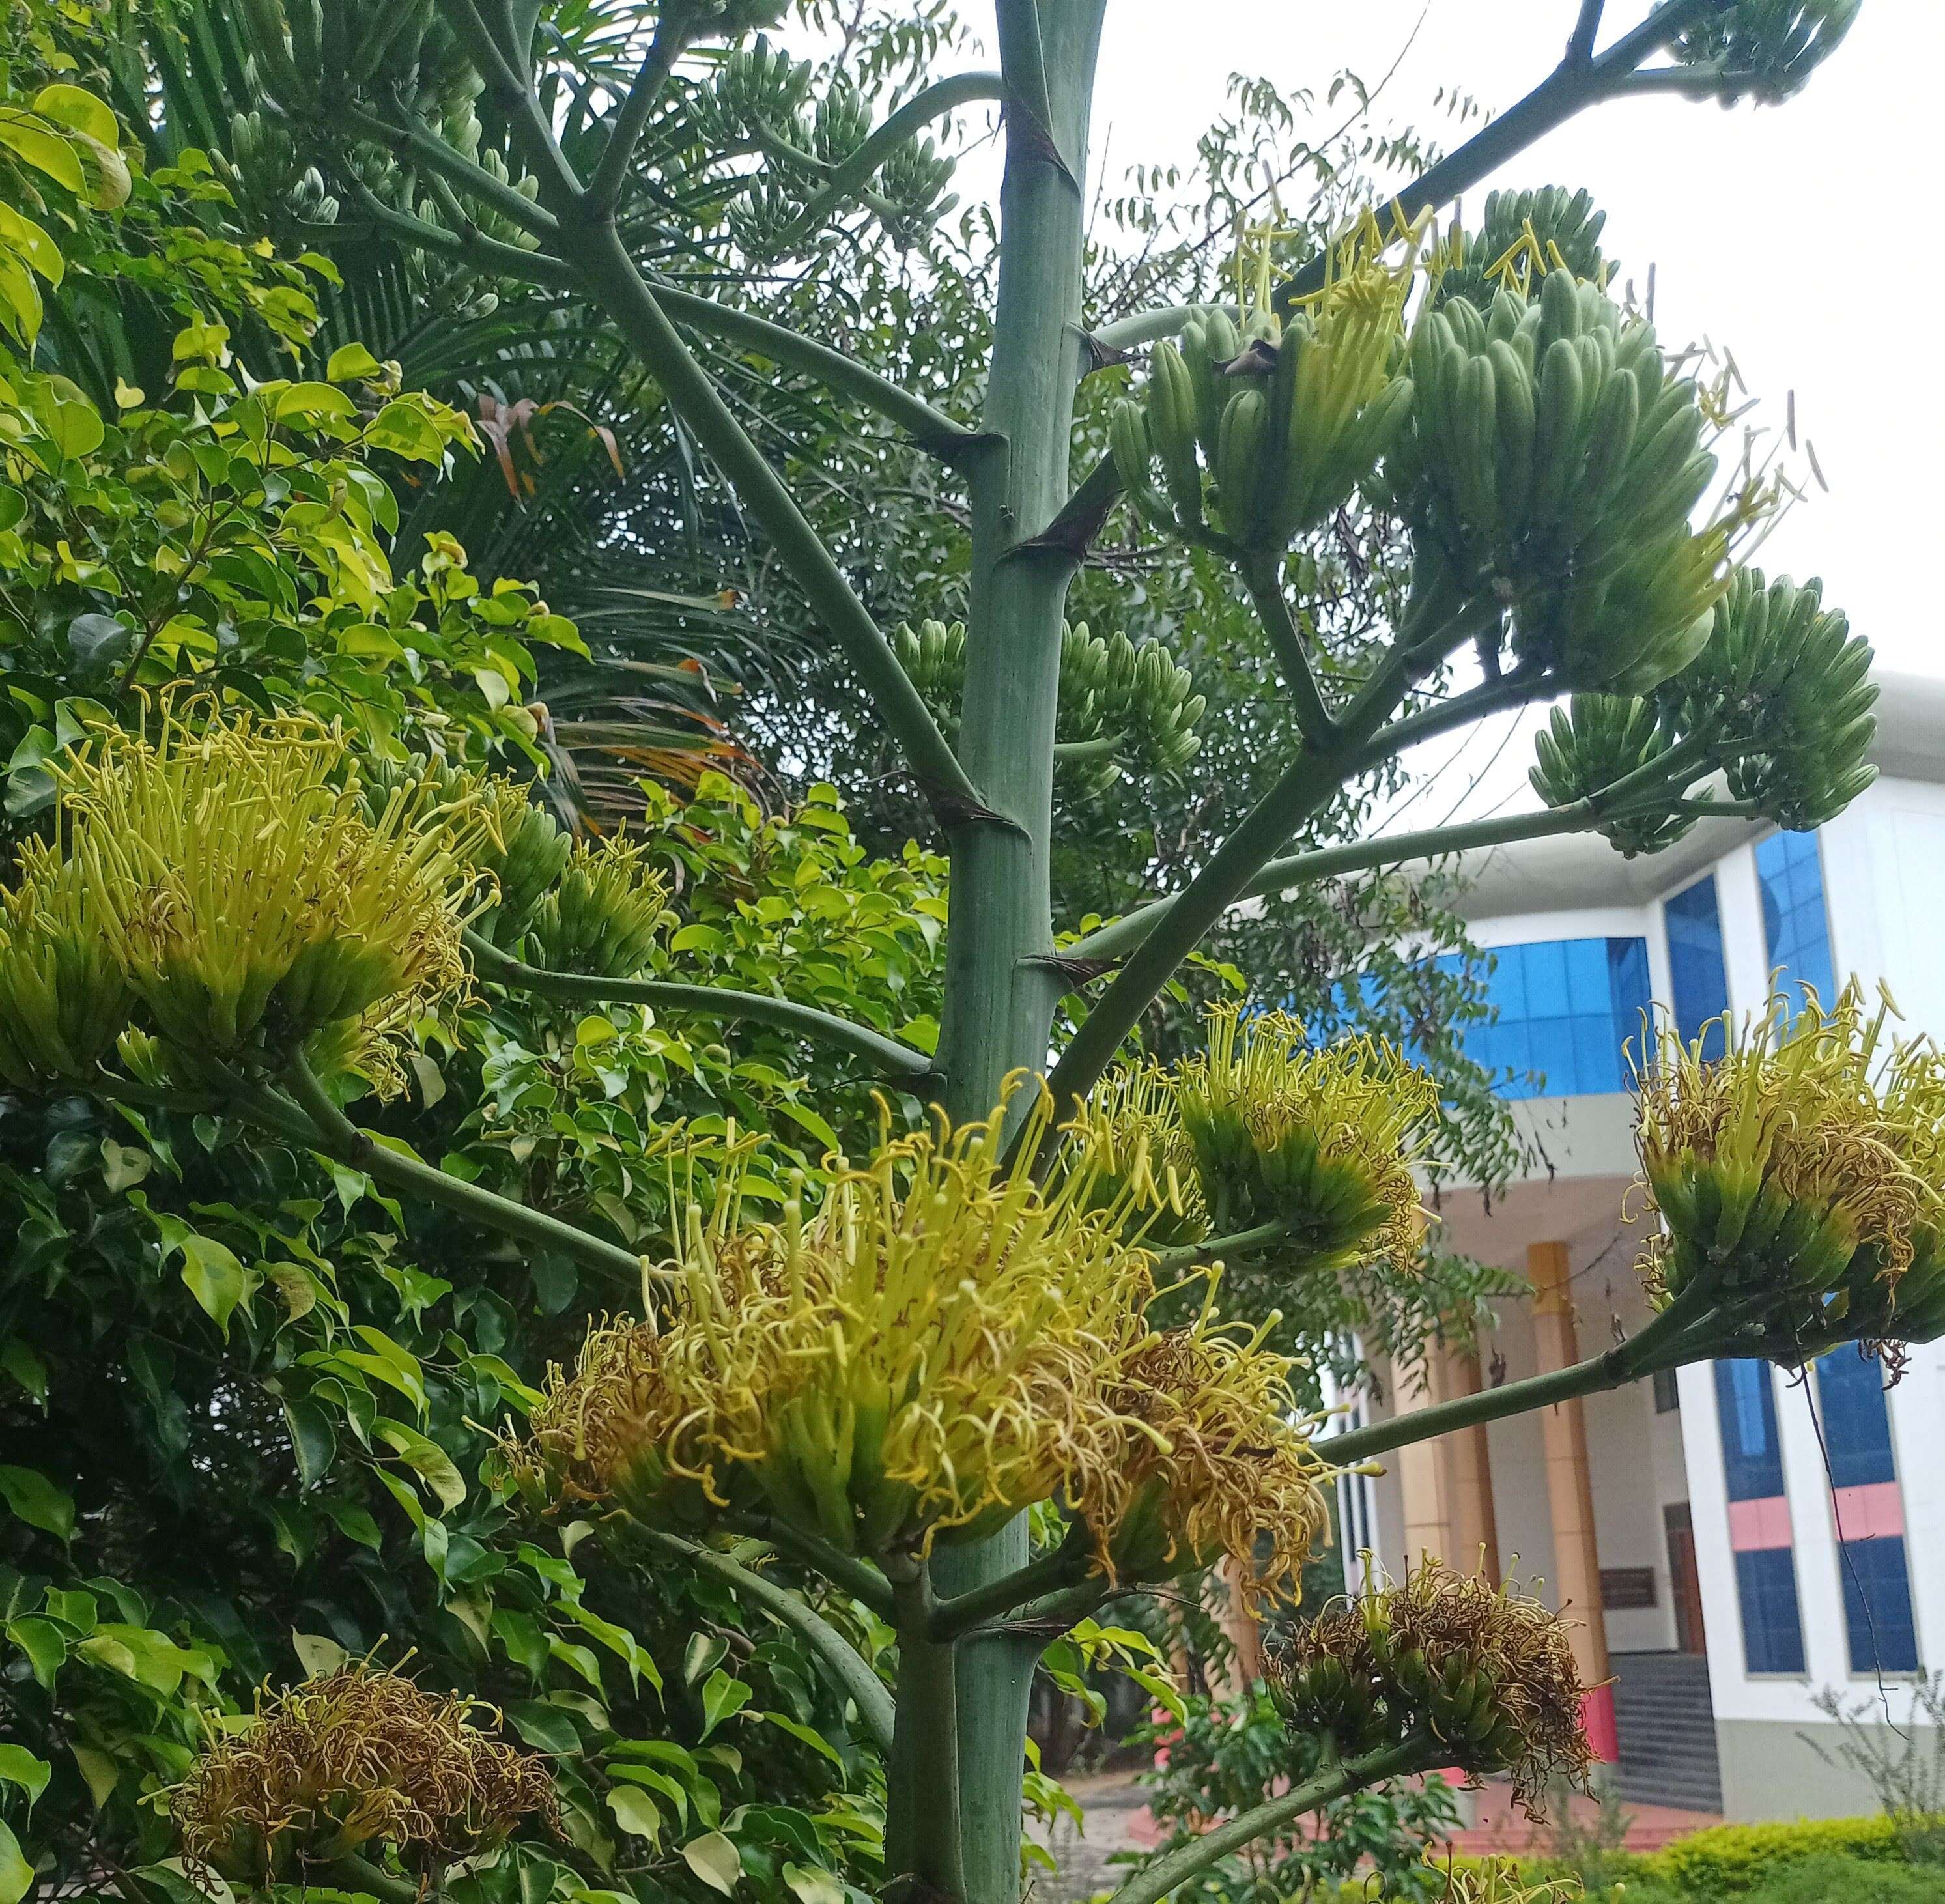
[1527,1242,1611,1688]
[1391,1354,1453,1574]
[1212,1556,1266,1688]
[1438,1347,1501,1587]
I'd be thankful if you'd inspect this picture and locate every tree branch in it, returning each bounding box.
[1085,302,1234,358]
[1602,64,1739,98]
[637,1527,896,1752]
[274,1049,647,1290]
[585,15,690,214]
[789,71,1006,231]
[1063,791,1757,966]
[334,169,576,291]
[649,277,983,456]
[928,1526,1095,1640]
[1147,1219,1292,1276]
[436,0,584,209]
[464,931,942,1087]
[1272,0,1724,314]
[1328,1288,1721,1466]
[1105,1739,1437,1904]
[723,1514,899,1623]
[1569,0,1608,64]
[1042,647,1419,1116]
[1241,554,1337,746]
[565,221,980,813]
[341,96,560,239]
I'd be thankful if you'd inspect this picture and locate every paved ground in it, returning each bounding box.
[1028,1770,1724,1901]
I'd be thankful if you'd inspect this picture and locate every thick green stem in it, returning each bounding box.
[1103,1739,1436,1904]
[1148,1219,1292,1277]
[276,1051,646,1290]
[930,1527,1096,1640]
[638,1527,896,1752]
[885,1570,969,1900]
[920,8,1109,1902]
[1240,553,1335,745]
[464,930,941,1087]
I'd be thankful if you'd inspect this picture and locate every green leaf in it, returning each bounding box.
[698,1668,752,1739]
[0,1746,50,1812]
[0,1817,31,1904]
[283,1399,337,1488]
[1,1338,47,1404]
[0,202,60,285]
[40,392,103,461]
[153,1217,250,1337]
[30,84,119,151]
[684,1631,728,1688]
[782,1864,845,1904]
[5,1617,64,1689]
[681,1831,741,1896]
[326,343,384,382]
[0,110,83,193]
[760,1713,844,1770]
[604,1785,661,1846]
[374,1418,466,1512]
[69,1744,118,1810]
[0,1464,73,1540]
[507,1701,583,1757]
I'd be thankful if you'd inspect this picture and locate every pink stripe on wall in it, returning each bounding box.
[1728,1494,1794,1552]
[1831,1480,1905,1542]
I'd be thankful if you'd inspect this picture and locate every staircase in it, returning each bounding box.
[1610,1651,1724,1815]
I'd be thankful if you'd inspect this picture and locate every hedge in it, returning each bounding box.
[1643,1815,1914,1894]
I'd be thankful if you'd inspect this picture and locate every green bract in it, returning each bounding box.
[1530,693,1692,857]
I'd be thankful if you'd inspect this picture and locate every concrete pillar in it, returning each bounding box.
[1528,1240,1617,1762]
[1212,1557,1265,1689]
[1438,1347,1501,1588]
[1391,1354,1453,1575]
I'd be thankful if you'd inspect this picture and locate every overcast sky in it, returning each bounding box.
[1078,1,1943,819]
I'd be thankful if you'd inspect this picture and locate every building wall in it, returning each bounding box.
[1378,776,1945,1819]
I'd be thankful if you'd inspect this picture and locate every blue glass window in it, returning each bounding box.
[1839,1537,1920,1674]
[1666,872,1730,1060]
[1815,1348,1897,1491]
[1715,1359,1786,1501]
[1454,937,1653,1099]
[1757,830,1836,1015]
[1735,1548,1808,1674]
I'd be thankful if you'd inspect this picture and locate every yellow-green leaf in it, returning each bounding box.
[30,85,119,152]
[0,109,83,193]
[0,1464,73,1540]
[681,1831,741,1896]
[0,1817,33,1904]
[606,1785,661,1846]
[0,202,60,285]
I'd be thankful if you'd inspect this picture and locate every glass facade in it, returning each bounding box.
[1816,1348,1920,1673]
[1457,937,1653,1100]
[1666,871,1731,1060]
[1714,1359,1807,1674]
[1757,829,1836,1015]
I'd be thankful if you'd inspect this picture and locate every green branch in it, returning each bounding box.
[334,168,576,291]
[1148,1219,1292,1276]
[566,220,980,813]
[1063,786,1757,966]
[789,72,1006,231]
[929,1527,1095,1640]
[1086,302,1234,358]
[342,96,560,238]
[1272,0,1724,315]
[1104,1738,1436,1904]
[638,1527,896,1752]
[1329,1288,1720,1465]
[274,1049,647,1290]
[724,1514,899,1624]
[1241,553,1336,746]
[649,278,981,455]
[437,0,584,208]
[463,930,941,1087]
[584,14,689,213]
[1042,646,1419,1116]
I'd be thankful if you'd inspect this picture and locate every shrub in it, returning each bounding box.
[1650,1814,1910,1894]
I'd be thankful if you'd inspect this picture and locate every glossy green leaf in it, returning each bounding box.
[0,1464,74,1540]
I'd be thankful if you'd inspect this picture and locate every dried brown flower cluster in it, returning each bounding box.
[173,1666,557,1884]
[1277,1558,1595,1813]
[1077,1301,1330,1606]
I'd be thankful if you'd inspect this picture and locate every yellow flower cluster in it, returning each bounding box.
[1636,981,1945,1343]
[1167,1005,1436,1272]
[0,704,481,1094]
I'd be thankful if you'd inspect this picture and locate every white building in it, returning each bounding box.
[1341,672,1945,1822]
